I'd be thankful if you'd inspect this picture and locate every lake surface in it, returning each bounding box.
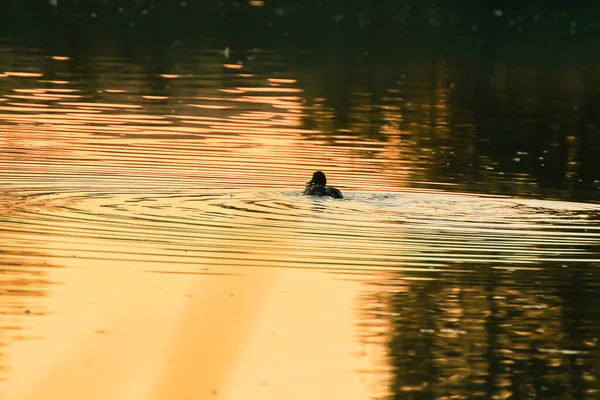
[2,4,600,399]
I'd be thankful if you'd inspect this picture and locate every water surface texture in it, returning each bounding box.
[2,3,600,399]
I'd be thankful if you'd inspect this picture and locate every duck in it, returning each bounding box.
[303,170,343,199]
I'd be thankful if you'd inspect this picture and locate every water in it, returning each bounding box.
[2,5,600,399]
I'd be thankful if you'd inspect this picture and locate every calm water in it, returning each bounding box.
[2,6,600,399]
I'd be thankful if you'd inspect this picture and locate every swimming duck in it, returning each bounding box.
[304,170,343,199]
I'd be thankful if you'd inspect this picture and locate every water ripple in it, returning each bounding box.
[3,189,599,276]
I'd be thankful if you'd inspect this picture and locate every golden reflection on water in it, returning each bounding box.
[0,50,600,399]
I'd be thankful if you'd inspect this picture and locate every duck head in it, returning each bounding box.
[307,170,327,187]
